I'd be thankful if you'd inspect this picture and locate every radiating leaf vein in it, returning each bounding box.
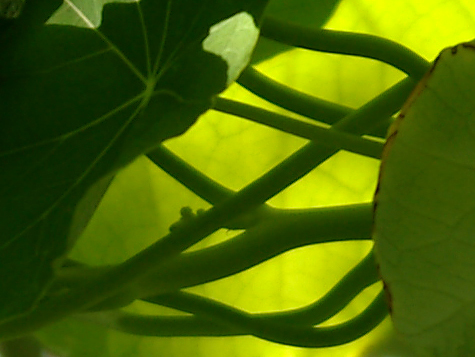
[2,97,147,248]
[64,0,147,83]
[0,94,144,157]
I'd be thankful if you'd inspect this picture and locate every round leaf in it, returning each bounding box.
[373,39,475,356]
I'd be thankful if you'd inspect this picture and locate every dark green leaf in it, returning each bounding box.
[0,0,61,37]
[0,0,25,19]
[0,0,267,322]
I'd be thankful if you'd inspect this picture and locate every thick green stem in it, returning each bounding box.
[146,144,233,205]
[237,66,352,123]
[134,203,373,295]
[54,204,373,309]
[146,144,274,229]
[87,313,231,336]
[334,77,414,133]
[252,248,380,325]
[261,16,431,79]
[84,241,379,314]
[86,289,387,348]
[213,97,384,159]
[0,75,412,341]
[145,249,379,326]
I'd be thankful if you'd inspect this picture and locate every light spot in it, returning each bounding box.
[202,11,259,86]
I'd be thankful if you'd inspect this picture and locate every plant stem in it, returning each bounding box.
[83,245,379,322]
[54,203,373,310]
[147,144,233,204]
[213,97,384,159]
[87,289,388,348]
[261,16,431,79]
[146,144,276,229]
[237,66,352,123]
[146,249,379,326]
[86,313,230,336]
[134,203,373,296]
[254,248,380,325]
[334,77,414,133]
[0,76,412,341]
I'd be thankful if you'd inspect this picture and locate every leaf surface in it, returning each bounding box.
[0,0,265,322]
[373,39,475,356]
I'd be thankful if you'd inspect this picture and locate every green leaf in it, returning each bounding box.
[0,0,61,36]
[373,39,475,356]
[0,0,266,322]
[0,0,24,19]
[48,0,136,28]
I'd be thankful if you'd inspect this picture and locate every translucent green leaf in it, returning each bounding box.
[374,39,475,356]
[0,0,267,323]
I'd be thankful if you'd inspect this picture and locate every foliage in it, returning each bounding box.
[374,39,475,356]
[0,0,265,323]
[1,0,475,356]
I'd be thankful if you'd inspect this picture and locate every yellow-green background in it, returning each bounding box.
[37,0,475,356]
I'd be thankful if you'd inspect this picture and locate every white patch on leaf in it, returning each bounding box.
[202,11,259,86]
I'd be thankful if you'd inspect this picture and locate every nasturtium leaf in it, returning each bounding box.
[0,0,24,19]
[373,39,475,356]
[0,0,268,323]
[48,0,136,28]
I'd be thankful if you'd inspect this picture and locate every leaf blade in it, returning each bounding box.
[0,0,267,323]
[374,39,475,356]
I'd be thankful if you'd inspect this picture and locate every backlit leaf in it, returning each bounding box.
[373,39,475,356]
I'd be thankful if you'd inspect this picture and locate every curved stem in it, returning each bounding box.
[0,77,411,341]
[89,290,388,347]
[253,248,380,325]
[237,66,352,124]
[54,204,373,307]
[146,145,275,229]
[151,290,388,347]
[80,246,380,332]
[146,249,379,326]
[146,144,233,205]
[213,97,384,159]
[261,16,431,79]
[333,77,415,133]
[133,203,373,297]
[91,314,232,337]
